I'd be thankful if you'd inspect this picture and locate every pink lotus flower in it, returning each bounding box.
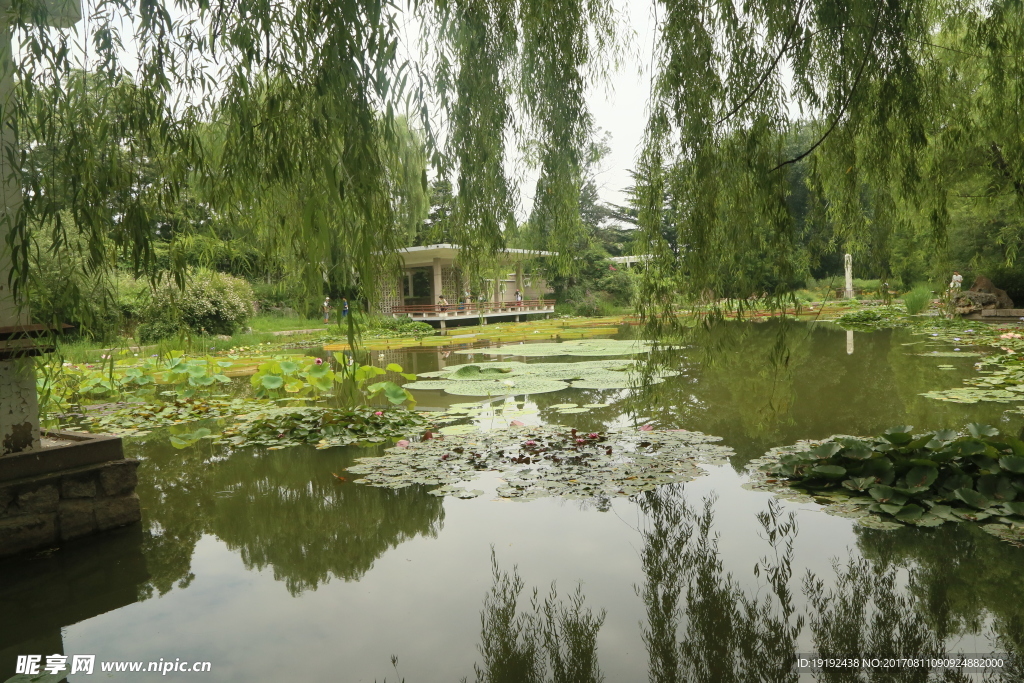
[510,419,526,426]
[395,440,410,448]
[314,357,324,365]
[525,440,537,446]
[374,411,383,416]
[640,424,654,431]
[587,432,599,439]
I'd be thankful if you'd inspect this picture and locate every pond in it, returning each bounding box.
[3,321,1024,681]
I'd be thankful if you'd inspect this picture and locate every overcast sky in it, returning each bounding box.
[584,0,658,210]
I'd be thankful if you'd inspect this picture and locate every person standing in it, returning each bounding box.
[949,271,963,292]
[515,289,523,306]
[322,296,331,323]
[342,298,350,319]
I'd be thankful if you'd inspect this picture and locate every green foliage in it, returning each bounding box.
[136,271,256,342]
[902,286,933,315]
[221,405,430,449]
[365,315,436,338]
[764,424,1024,532]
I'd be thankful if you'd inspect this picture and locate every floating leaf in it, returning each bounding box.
[905,466,938,491]
[999,455,1024,474]
[968,423,1000,438]
[954,487,992,509]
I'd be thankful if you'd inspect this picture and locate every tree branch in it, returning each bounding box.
[769,19,879,173]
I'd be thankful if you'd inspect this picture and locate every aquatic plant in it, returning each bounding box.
[454,339,653,358]
[902,286,934,315]
[221,405,432,449]
[345,426,732,500]
[63,397,273,437]
[750,424,1024,544]
[404,360,679,396]
[835,306,907,329]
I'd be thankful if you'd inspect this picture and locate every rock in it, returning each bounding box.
[0,514,57,557]
[98,460,139,497]
[94,493,141,531]
[954,290,998,314]
[17,485,59,514]
[0,488,12,516]
[215,334,232,341]
[58,499,97,540]
[969,276,1014,308]
[61,476,97,499]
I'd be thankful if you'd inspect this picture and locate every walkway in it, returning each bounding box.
[387,299,555,329]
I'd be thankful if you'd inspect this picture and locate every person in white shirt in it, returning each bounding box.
[949,272,963,292]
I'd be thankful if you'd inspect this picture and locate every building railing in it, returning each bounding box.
[389,299,555,317]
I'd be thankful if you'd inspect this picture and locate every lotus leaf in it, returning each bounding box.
[260,375,285,390]
[1000,455,1024,473]
[345,426,732,501]
[968,423,1001,438]
[905,466,938,491]
[812,464,846,478]
[455,339,652,357]
[977,474,1017,501]
[954,487,992,509]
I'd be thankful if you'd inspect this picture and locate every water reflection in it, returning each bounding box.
[467,489,1022,682]
[0,526,148,676]
[616,320,1024,462]
[134,437,445,596]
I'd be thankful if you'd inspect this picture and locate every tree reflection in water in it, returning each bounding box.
[469,487,1021,682]
[133,437,446,597]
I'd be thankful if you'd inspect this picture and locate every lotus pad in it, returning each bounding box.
[454,339,653,357]
[346,426,733,501]
[405,360,680,395]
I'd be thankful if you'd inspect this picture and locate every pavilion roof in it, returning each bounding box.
[396,244,554,268]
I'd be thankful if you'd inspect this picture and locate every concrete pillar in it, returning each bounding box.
[844,253,854,299]
[432,258,443,303]
[847,329,854,355]
[493,274,501,305]
[406,270,413,298]
[515,263,524,298]
[0,5,82,454]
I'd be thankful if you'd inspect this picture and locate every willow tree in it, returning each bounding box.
[634,0,1024,330]
[3,0,1023,453]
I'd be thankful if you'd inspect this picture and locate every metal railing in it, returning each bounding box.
[389,299,555,317]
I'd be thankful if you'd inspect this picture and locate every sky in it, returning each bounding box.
[583,0,659,210]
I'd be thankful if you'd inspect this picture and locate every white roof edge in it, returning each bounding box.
[396,243,556,256]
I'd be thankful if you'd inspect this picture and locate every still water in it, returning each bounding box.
[3,321,1024,681]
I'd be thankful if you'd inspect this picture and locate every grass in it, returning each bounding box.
[248,313,330,333]
[903,285,934,315]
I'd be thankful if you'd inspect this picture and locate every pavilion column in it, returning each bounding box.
[493,273,501,305]
[432,258,443,303]
[0,27,38,454]
[515,263,524,297]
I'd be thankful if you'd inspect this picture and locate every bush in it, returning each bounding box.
[136,270,256,342]
[366,315,434,337]
[902,285,933,315]
[595,267,637,306]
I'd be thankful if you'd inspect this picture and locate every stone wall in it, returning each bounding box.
[0,459,141,558]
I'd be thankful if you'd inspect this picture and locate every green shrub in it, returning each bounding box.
[366,315,435,337]
[136,270,256,342]
[902,285,933,315]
